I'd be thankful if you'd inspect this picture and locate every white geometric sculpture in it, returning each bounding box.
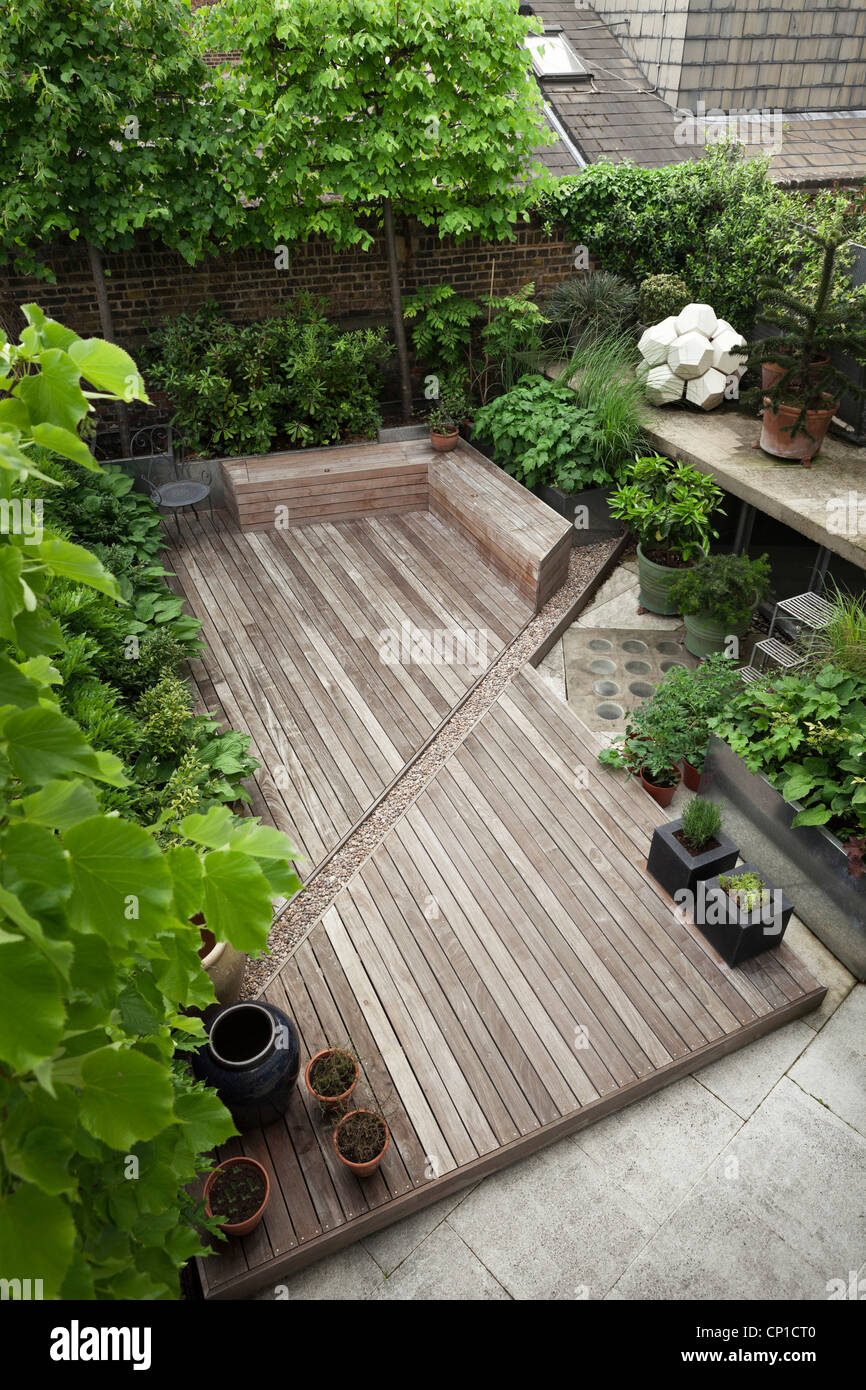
[637,302,745,412]
[710,327,747,376]
[642,362,685,406]
[669,330,714,380]
[675,302,718,338]
[637,316,678,367]
[686,367,727,411]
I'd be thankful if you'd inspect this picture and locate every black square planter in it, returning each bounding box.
[694,862,794,968]
[538,484,621,548]
[646,819,739,899]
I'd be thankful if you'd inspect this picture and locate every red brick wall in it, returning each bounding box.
[0,219,577,347]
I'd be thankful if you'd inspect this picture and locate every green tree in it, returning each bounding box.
[0,307,301,1299]
[202,0,553,419]
[0,0,253,448]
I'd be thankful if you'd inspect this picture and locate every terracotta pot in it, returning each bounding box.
[639,764,682,808]
[682,758,702,792]
[332,1109,390,1178]
[761,355,829,392]
[430,428,459,452]
[203,1156,270,1238]
[304,1048,359,1112]
[759,397,838,464]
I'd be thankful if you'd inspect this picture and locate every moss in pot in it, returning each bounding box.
[670,551,771,660]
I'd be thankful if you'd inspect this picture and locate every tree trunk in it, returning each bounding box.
[382,199,413,422]
[85,238,131,456]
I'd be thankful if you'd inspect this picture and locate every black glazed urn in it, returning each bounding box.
[192,1001,300,1131]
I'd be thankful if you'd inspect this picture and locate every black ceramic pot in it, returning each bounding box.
[192,1001,300,1131]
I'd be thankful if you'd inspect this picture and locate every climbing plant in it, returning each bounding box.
[0,307,301,1299]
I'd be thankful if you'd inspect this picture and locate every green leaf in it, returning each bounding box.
[13,348,89,433]
[201,850,274,951]
[29,422,99,470]
[0,938,65,1072]
[0,545,25,643]
[174,1084,237,1152]
[0,654,40,708]
[3,706,127,786]
[791,805,832,827]
[64,816,172,943]
[33,538,121,599]
[19,778,100,830]
[167,844,204,921]
[79,1046,175,1149]
[0,1185,76,1300]
[67,339,149,403]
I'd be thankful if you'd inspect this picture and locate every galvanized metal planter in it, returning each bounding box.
[698,734,866,979]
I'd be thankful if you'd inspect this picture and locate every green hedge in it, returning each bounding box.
[534,144,860,332]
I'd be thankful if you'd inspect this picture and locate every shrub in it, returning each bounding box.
[680,796,722,851]
[669,552,771,628]
[709,663,866,856]
[638,273,691,325]
[535,142,861,330]
[402,283,483,372]
[543,271,637,348]
[609,454,724,562]
[145,299,391,456]
[473,374,618,491]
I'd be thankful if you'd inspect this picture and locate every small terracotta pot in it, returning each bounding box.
[759,396,838,464]
[203,1156,270,1238]
[639,764,682,808]
[304,1048,359,1112]
[430,428,459,452]
[332,1109,390,1178]
[682,758,702,792]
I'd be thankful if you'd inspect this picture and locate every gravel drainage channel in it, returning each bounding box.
[243,531,626,999]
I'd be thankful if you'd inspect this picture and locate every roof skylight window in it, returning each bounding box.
[525,27,589,81]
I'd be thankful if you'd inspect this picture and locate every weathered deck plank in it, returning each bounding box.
[197,665,825,1300]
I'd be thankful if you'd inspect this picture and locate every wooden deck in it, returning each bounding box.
[167,508,533,874]
[197,665,825,1300]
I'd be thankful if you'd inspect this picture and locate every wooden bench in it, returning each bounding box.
[429,441,571,611]
[223,443,428,529]
[221,439,571,613]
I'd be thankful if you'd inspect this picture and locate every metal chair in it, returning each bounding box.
[127,425,214,540]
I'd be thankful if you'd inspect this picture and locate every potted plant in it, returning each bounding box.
[332,1108,390,1178]
[647,796,739,899]
[748,225,866,464]
[608,454,724,614]
[203,1155,270,1238]
[304,1045,360,1113]
[669,552,772,659]
[694,863,794,967]
[427,379,469,451]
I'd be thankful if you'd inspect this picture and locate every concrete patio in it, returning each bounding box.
[256,955,861,1301]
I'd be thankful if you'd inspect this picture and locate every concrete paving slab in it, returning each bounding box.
[576,586,685,631]
[362,1186,477,1276]
[610,1174,830,1300]
[789,986,866,1137]
[782,919,856,1030]
[253,1241,384,1301]
[718,1077,866,1278]
[574,1076,742,1221]
[562,624,696,732]
[369,1220,510,1301]
[447,1135,659,1300]
[695,1018,815,1119]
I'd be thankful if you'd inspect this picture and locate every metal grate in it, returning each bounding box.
[753,637,806,671]
[739,666,765,683]
[773,591,836,631]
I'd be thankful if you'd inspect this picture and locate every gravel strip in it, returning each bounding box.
[242,535,623,999]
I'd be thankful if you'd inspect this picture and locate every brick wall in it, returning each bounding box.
[0,220,576,347]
